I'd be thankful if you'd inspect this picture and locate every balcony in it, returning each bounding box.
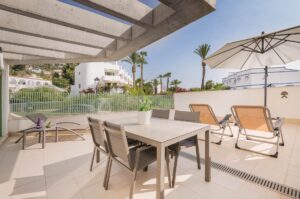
[2,86,300,199]
[1,111,299,199]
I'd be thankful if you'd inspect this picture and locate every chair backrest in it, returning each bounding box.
[174,110,200,123]
[189,104,219,125]
[104,121,132,169]
[88,117,108,152]
[231,105,273,132]
[152,109,170,119]
[26,113,48,124]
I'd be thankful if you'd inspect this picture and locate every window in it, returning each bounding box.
[245,75,249,80]
[79,84,81,89]
[105,72,115,76]
[79,72,80,75]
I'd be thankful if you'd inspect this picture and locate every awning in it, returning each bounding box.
[0,0,215,65]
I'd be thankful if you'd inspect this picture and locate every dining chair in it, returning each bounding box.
[170,110,201,187]
[87,117,109,172]
[103,121,172,199]
[151,109,170,119]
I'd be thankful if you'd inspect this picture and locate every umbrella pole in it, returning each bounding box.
[264,66,268,107]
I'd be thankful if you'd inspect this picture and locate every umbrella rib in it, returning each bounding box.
[240,38,261,70]
[212,40,258,67]
[264,33,276,50]
[270,37,300,44]
[205,39,255,60]
[272,48,286,64]
[241,46,261,53]
[264,35,289,52]
[264,36,286,64]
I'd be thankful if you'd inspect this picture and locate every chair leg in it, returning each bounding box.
[172,147,180,188]
[96,148,100,163]
[129,168,138,199]
[104,155,113,190]
[55,127,59,142]
[42,130,45,149]
[90,146,96,172]
[165,149,172,188]
[228,123,234,137]
[215,128,225,145]
[38,132,41,143]
[279,128,285,146]
[270,132,280,158]
[22,131,26,150]
[15,135,23,144]
[235,129,241,149]
[195,136,201,170]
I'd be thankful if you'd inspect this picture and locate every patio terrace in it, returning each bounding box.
[0,111,299,199]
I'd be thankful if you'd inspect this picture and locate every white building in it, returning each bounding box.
[71,62,133,95]
[222,66,300,89]
[9,76,54,92]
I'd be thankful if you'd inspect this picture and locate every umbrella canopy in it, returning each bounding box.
[204,25,300,106]
[204,25,300,69]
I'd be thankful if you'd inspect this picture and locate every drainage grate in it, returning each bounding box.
[180,151,300,199]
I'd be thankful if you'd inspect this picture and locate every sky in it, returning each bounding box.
[120,0,300,88]
[63,0,300,88]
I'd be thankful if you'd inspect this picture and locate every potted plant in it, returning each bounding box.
[137,97,152,124]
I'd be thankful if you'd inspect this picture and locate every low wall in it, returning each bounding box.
[174,86,300,121]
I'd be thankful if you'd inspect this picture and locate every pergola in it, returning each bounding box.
[0,0,216,137]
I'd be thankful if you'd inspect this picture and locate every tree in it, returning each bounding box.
[163,72,172,91]
[205,80,214,90]
[61,63,77,85]
[123,52,140,87]
[194,44,211,90]
[138,51,147,89]
[53,72,60,78]
[170,79,182,90]
[153,79,159,94]
[143,81,154,95]
[157,74,164,93]
[52,77,69,88]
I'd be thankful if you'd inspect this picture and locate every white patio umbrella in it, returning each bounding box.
[204,25,300,106]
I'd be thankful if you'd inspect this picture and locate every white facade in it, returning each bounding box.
[222,67,300,89]
[9,76,54,92]
[71,62,133,95]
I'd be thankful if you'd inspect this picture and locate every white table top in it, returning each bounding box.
[107,117,210,145]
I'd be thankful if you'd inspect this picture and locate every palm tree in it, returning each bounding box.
[194,44,211,90]
[163,72,172,91]
[170,79,182,90]
[153,79,159,94]
[158,74,164,93]
[122,52,140,87]
[138,51,147,89]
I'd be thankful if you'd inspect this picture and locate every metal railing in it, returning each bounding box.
[9,92,174,115]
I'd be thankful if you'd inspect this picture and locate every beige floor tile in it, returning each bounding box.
[1,121,299,199]
[233,182,282,199]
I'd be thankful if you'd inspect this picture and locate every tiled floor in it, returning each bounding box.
[0,113,299,199]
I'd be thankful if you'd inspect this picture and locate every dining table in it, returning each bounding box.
[107,116,211,199]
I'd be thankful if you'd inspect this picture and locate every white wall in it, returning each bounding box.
[1,62,9,137]
[174,86,300,120]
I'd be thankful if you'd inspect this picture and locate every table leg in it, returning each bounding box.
[42,129,45,149]
[156,144,165,199]
[22,131,26,150]
[205,130,211,182]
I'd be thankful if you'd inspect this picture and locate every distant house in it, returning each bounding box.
[71,62,133,95]
[222,66,300,89]
[9,76,62,92]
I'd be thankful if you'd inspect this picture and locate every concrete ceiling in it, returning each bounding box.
[0,0,216,65]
